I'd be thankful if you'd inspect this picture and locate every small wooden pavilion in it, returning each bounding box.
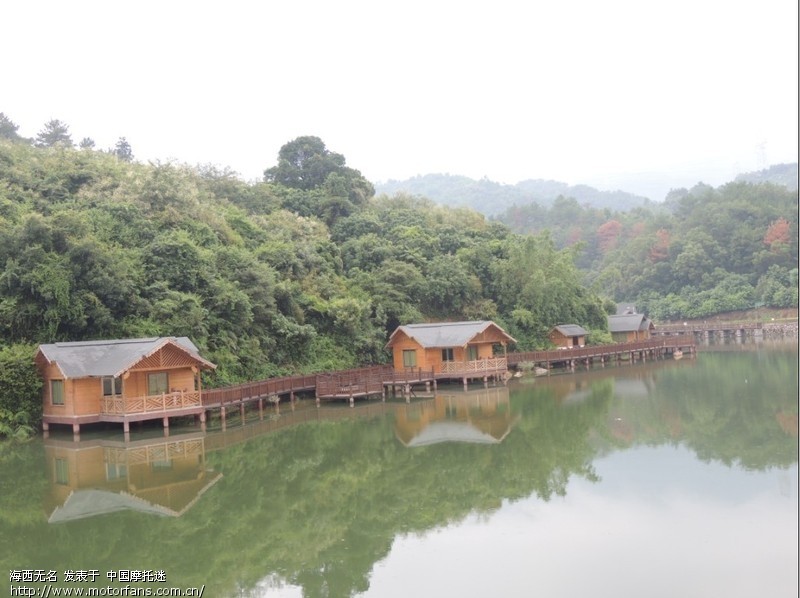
[548,324,588,349]
[37,337,216,437]
[385,320,516,388]
[608,313,655,342]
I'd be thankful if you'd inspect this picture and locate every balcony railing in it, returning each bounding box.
[440,357,508,374]
[101,391,202,415]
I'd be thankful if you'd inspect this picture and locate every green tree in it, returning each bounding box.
[113,137,133,162]
[265,136,346,190]
[0,113,24,142]
[34,119,73,148]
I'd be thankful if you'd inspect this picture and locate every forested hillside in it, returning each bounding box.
[374,174,650,216]
[0,121,613,428]
[497,176,799,320]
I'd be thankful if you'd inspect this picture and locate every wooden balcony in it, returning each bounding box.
[101,390,202,416]
[440,357,508,376]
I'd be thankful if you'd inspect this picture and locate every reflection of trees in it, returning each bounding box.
[578,350,798,470]
[1,348,796,597]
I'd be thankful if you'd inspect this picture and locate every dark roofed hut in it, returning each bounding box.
[608,314,655,343]
[548,324,588,348]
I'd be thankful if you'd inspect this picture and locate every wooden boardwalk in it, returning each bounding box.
[653,322,763,337]
[508,336,695,371]
[197,336,695,425]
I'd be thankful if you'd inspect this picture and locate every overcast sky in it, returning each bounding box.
[3,0,797,200]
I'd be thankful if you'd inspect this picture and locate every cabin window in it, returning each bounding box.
[51,380,64,405]
[402,349,417,368]
[54,458,69,485]
[441,348,454,362]
[102,376,123,397]
[467,346,479,361]
[106,463,127,480]
[147,372,169,396]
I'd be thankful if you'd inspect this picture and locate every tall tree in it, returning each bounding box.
[35,119,73,148]
[0,112,24,142]
[113,137,133,162]
[265,136,345,190]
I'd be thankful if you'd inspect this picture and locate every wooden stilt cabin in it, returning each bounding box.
[548,324,588,349]
[608,313,655,342]
[37,337,216,436]
[385,321,516,384]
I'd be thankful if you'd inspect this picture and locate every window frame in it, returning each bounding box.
[102,376,123,397]
[402,349,417,368]
[147,372,169,396]
[51,379,65,406]
[467,345,479,361]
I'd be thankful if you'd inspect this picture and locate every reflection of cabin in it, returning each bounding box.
[385,321,517,385]
[549,324,588,348]
[394,388,514,447]
[608,314,655,342]
[44,433,221,522]
[37,337,216,436]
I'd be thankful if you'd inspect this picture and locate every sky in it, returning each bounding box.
[3,0,798,200]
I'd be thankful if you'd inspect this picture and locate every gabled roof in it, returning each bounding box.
[385,320,516,349]
[608,314,654,333]
[551,324,588,337]
[37,337,216,379]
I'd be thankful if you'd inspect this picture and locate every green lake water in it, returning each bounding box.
[1,340,797,597]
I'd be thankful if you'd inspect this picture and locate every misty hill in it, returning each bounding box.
[735,163,798,190]
[374,174,650,216]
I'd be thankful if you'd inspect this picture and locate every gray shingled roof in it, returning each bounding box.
[37,337,215,379]
[552,324,588,337]
[388,320,515,348]
[608,314,653,332]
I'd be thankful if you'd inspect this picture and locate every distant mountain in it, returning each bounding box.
[374,174,650,216]
[734,163,798,190]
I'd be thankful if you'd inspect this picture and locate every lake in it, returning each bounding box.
[1,340,797,598]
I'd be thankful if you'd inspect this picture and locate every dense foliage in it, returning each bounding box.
[497,180,798,320]
[0,119,612,430]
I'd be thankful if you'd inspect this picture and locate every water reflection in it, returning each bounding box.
[1,344,796,598]
[394,387,514,447]
[44,433,221,522]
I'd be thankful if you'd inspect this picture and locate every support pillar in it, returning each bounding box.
[240,402,245,424]
[221,406,227,431]
[258,398,264,420]
[200,411,207,432]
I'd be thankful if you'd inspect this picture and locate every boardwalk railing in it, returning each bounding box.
[508,336,694,366]
[315,365,391,398]
[202,374,317,408]
[101,391,201,415]
[654,322,762,334]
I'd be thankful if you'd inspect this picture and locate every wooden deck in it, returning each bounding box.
[508,336,695,371]
[653,323,763,337]
[49,336,697,438]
